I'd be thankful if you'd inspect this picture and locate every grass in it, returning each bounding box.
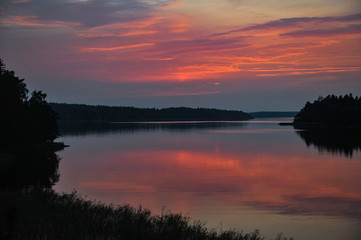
[0,189,293,240]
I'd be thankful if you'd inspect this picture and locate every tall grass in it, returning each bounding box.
[0,189,293,240]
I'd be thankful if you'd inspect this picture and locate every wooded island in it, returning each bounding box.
[293,94,361,127]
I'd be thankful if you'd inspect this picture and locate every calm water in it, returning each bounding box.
[54,119,361,240]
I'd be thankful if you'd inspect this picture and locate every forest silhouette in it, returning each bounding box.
[294,94,361,126]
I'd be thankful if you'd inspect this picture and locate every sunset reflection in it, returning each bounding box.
[56,130,361,219]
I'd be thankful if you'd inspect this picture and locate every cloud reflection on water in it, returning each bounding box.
[56,127,361,219]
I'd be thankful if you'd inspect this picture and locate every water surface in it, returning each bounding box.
[55,119,361,240]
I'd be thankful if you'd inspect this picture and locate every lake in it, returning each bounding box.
[54,118,361,240]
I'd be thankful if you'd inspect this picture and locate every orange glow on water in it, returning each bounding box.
[54,121,361,239]
[59,147,361,215]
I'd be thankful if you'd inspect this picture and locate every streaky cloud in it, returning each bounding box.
[281,24,361,37]
[212,13,361,37]
[80,43,155,52]
[152,36,249,58]
[2,0,177,28]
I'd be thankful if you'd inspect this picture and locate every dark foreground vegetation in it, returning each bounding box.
[0,59,293,240]
[293,94,361,127]
[50,103,253,122]
[0,189,293,240]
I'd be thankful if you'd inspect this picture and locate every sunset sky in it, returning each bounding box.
[1,0,361,111]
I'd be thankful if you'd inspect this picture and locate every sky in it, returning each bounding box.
[1,0,361,111]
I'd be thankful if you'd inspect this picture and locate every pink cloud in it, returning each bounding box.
[2,6,361,87]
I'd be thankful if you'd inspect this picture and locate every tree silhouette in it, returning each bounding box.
[0,58,63,189]
[0,60,28,105]
[28,91,59,142]
[0,59,59,144]
[294,94,361,126]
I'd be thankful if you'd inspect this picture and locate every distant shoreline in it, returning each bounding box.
[51,102,300,122]
[50,103,253,122]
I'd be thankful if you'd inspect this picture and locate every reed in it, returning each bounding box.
[0,189,293,240]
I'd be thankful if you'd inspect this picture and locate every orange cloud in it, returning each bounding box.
[8,16,81,27]
[77,30,158,38]
[75,17,164,38]
[80,43,155,52]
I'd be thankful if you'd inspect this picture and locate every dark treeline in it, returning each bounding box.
[249,111,298,118]
[294,94,361,126]
[50,103,253,122]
